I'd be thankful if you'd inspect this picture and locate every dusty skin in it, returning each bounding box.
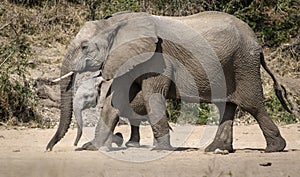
[1,123,300,177]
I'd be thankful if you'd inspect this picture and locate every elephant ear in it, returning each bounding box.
[72,20,108,47]
[101,16,158,80]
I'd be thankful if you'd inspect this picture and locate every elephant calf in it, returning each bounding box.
[73,76,123,147]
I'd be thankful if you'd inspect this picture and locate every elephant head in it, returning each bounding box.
[46,20,108,151]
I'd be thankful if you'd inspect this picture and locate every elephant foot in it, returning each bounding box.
[75,142,98,151]
[125,141,140,148]
[205,141,233,153]
[112,132,124,147]
[205,120,234,153]
[265,135,286,152]
[75,141,111,151]
[152,144,174,151]
[152,134,173,151]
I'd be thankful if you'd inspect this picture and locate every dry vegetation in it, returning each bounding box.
[0,0,299,127]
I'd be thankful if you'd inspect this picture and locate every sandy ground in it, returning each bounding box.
[1,123,300,177]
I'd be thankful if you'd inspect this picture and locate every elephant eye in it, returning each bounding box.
[81,40,89,51]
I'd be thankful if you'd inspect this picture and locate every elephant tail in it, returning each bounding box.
[260,52,292,113]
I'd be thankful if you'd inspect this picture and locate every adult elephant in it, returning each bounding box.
[47,11,290,152]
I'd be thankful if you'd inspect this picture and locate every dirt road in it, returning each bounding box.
[1,124,300,177]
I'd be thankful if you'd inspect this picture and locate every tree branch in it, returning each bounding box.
[0,21,11,31]
[0,51,15,68]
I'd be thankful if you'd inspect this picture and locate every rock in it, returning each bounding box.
[34,78,60,102]
[259,162,272,167]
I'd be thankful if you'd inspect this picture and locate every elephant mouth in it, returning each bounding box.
[53,62,104,83]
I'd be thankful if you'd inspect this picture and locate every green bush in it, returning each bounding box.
[8,0,299,47]
[167,101,219,125]
[2,0,298,125]
[100,0,140,18]
[0,7,40,125]
[233,0,300,47]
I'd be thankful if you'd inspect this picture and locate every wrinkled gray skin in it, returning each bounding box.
[47,11,290,152]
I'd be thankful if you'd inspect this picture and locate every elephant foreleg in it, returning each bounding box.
[205,102,237,152]
[79,94,119,151]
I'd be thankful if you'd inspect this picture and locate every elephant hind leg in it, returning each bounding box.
[142,76,173,150]
[234,83,286,151]
[232,50,285,152]
[126,90,147,148]
[145,93,172,150]
[241,103,286,152]
[205,102,237,152]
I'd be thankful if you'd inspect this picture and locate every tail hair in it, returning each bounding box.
[260,52,292,113]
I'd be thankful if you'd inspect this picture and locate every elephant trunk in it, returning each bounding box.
[74,126,82,146]
[73,104,83,146]
[46,46,77,151]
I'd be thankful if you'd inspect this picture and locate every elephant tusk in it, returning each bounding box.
[95,76,104,83]
[52,71,74,83]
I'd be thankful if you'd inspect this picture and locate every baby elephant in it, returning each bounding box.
[73,76,123,147]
